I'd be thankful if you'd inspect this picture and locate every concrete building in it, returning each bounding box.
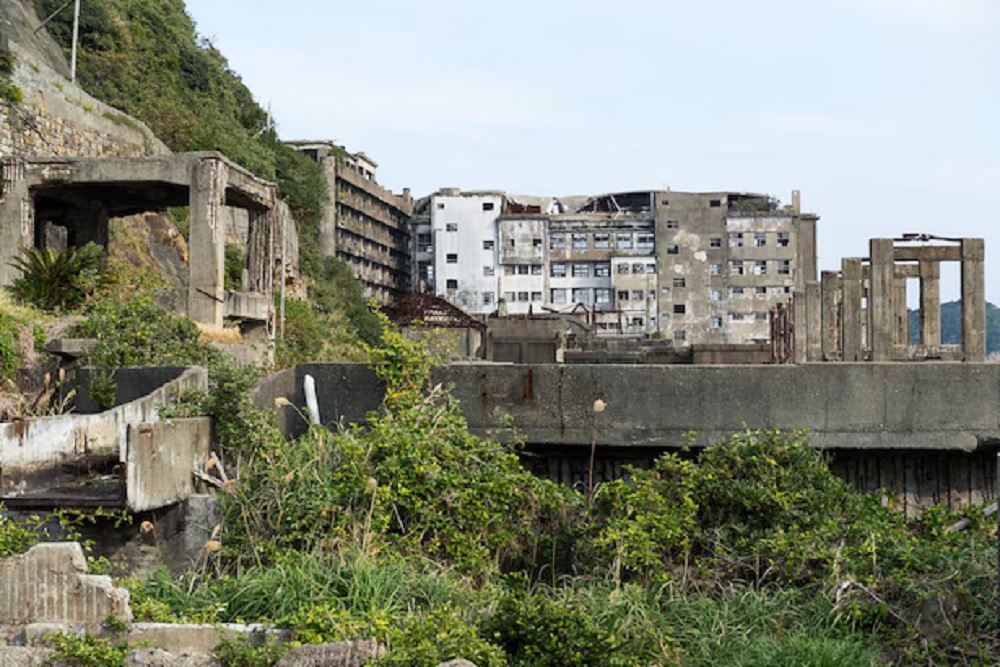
[413,188,817,345]
[286,141,413,304]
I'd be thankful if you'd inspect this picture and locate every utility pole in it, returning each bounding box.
[70,0,80,83]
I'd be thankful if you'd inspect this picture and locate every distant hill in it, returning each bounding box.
[908,301,1000,355]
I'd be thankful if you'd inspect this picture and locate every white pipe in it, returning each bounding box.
[303,374,320,425]
[70,0,80,83]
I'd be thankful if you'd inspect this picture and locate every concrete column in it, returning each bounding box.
[918,260,941,347]
[841,258,863,362]
[893,276,908,360]
[0,161,32,286]
[961,238,986,362]
[869,239,895,362]
[821,271,842,361]
[317,159,338,258]
[792,290,807,364]
[805,281,821,361]
[794,215,818,291]
[188,158,227,328]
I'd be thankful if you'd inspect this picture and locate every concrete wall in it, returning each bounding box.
[432,192,503,314]
[126,419,212,513]
[261,362,1000,453]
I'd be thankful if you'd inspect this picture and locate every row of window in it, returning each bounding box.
[707,286,793,300]
[490,262,659,278]
[708,312,770,328]
[727,232,791,248]
[549,232,655,252]
[708,260,792,276]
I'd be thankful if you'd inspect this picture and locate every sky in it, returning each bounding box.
[183,0,1000,303]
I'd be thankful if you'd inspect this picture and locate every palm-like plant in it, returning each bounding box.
[8,243,106,311]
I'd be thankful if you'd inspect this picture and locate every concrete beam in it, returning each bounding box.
[894,245,962,262]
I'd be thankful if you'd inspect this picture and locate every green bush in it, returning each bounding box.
[274,298,323,368]
[0,314,20,380]
[381,606,506,667]
[224,243,245,291]
[214,636,287,667]
[43,631,130,667]
[8,244,106,311]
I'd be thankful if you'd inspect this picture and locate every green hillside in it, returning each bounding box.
[908,301,1000,354]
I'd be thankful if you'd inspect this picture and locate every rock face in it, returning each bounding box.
[275,640,385,667]
[0,647,52,666]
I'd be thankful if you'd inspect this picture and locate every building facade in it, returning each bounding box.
[413,188,818,345]
[287,141,413,304]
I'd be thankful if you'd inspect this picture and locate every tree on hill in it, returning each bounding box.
[908,300,1000,354]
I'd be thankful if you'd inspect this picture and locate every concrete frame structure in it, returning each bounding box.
[800,237,985,362]
[0,152,277,331]
[286,141,413,304]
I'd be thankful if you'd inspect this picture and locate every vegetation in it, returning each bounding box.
[7,244,107,311]
[0,40,23,104]
[909,300,1000,355]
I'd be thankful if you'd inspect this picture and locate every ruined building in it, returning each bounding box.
[287,141,413,303]
[411,188,818,345]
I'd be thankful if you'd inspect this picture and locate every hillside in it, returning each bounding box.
[908,300,1000,354]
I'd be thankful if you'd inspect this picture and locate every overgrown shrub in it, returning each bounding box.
[0,314,20,380]
[274,298,324,369]
[224,243,245,291]
[8,244,106,311]
[381,606,506,667]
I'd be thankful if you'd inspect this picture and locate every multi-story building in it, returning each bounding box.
[286,141,413,303]
[413,188,817,345]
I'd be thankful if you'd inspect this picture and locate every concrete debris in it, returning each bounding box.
[124,648,219,667]
[274,640,385,667]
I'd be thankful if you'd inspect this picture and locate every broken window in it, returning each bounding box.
[551,263,567,278]
[709,263,722,276]
[632,290,645,301]
[777,232,790,247]
[731,286,744,296]
[667,244,679,255]
[756,312,769,321]
[674,304,686,314]
[666,220,679,229]
[595,288,611,304]
[508,239,515,248]
[729,312,745,321]
[594,233,611,249]
[572,233,588,250]
[646,263,656,274]
[483,202,495,211]
[517,265,529,275]
[595,263,611,277]
[673,277,686,288]
[661,286,671,296]
[483,266,495,277]
[674,330,686,342]
[518,291,529,302]
[437,202,445,209]
[753,260,767,275]
[754,232,767,247]
[648,290,656,301]
[730,233,743,248]
[731,261,744,275]
[709,289,721,302]
[447,253,458,264]
[631,317,644,327]
[755,286,767,295]
[503,291,515,302]
[447,279,459,290]
[504,265,515,275]
[710,199,722,208]
[550,233,567,250]
[531,264,543,275]
[533,238,543,248]
[617,291,629,301]
[483,240,494,250]
[778,259,791,275]
[632,263,645,274]
[616,233,633,250]
[572,263,590,278]
[617,263,629,275]
[710,237,722,248]
[483,291,495,304]
[710,316,723,329]
[637,234,655,250]
[551,289,567,304]
[572,288,591,304]
[446,223,458,232]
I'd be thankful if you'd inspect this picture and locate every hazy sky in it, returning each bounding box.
[184,0,999,302]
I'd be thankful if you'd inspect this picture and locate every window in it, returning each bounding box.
[483,266,495,277]
[418,261,432,281]
[516,291,528,302]
[755,286,767,295]
[710,199,722,208]
[572,288,591,304]
[637,234,655,250]
[674,304,686,314]
[753,260,767,276]
[417,232,432,249]
[572,233,588,250]
[632,290,645,301]
[595,288,611,304]
[710,237,722,248]
[731,286,744,296]
[551,288,567,304]
[503,265,514,275]
[483,292,495,305]
[517,265,529,275]
[709,289,721,302]
[483,202,494,211]
[731,261,744,275]
[572,263,590,277]
[783,286,791,294]
[673,278,686,288]
[617,291,629,301]
[674,330,687,342]
[447,279,458,290]
[709,263,722,276]
[483,240,494,250]
[710,316,723,329]
[648,290,657,301]
[616,233,633,250]
[551,263,566,278]
[503,291,515,302]
[533,238,543,248]
[646,263,656,274]
[531,264,543,275]
[617,263,630,275]
[661,199,669,207]
[531,291,542,302]
[550,233,566,250]
[754,232,767,248]
[777,232,790,247]
[730,232,743,248]
[437,202,445,210]
[632,263,645,274]
[446,223,458,232]
[508,239,515,248]
[661,287,671,296]
[778,259,791,275]
[447,253,458,264]
[594,233,610,249]
[666,219,679,229]
[595,263,611,277]
[756,312,769,321]
[631,317,644,327]
[729,312,745,321]
[667,244,679,255]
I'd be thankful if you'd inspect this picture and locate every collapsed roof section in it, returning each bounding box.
[384,290,487,332]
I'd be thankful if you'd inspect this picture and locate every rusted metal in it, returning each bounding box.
[384,291,486,332]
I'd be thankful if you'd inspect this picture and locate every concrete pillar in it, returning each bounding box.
[841,258,863,362]
[821,271,842,361]
[794,215,818,291]
[961,238,986,362]
[317,158,338,258]
[869,239,895,362]
[188,158,227,328]
[806,281,822,362]
[0,161,32,286]
[893,276,908,360]
[918,260,941,347]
